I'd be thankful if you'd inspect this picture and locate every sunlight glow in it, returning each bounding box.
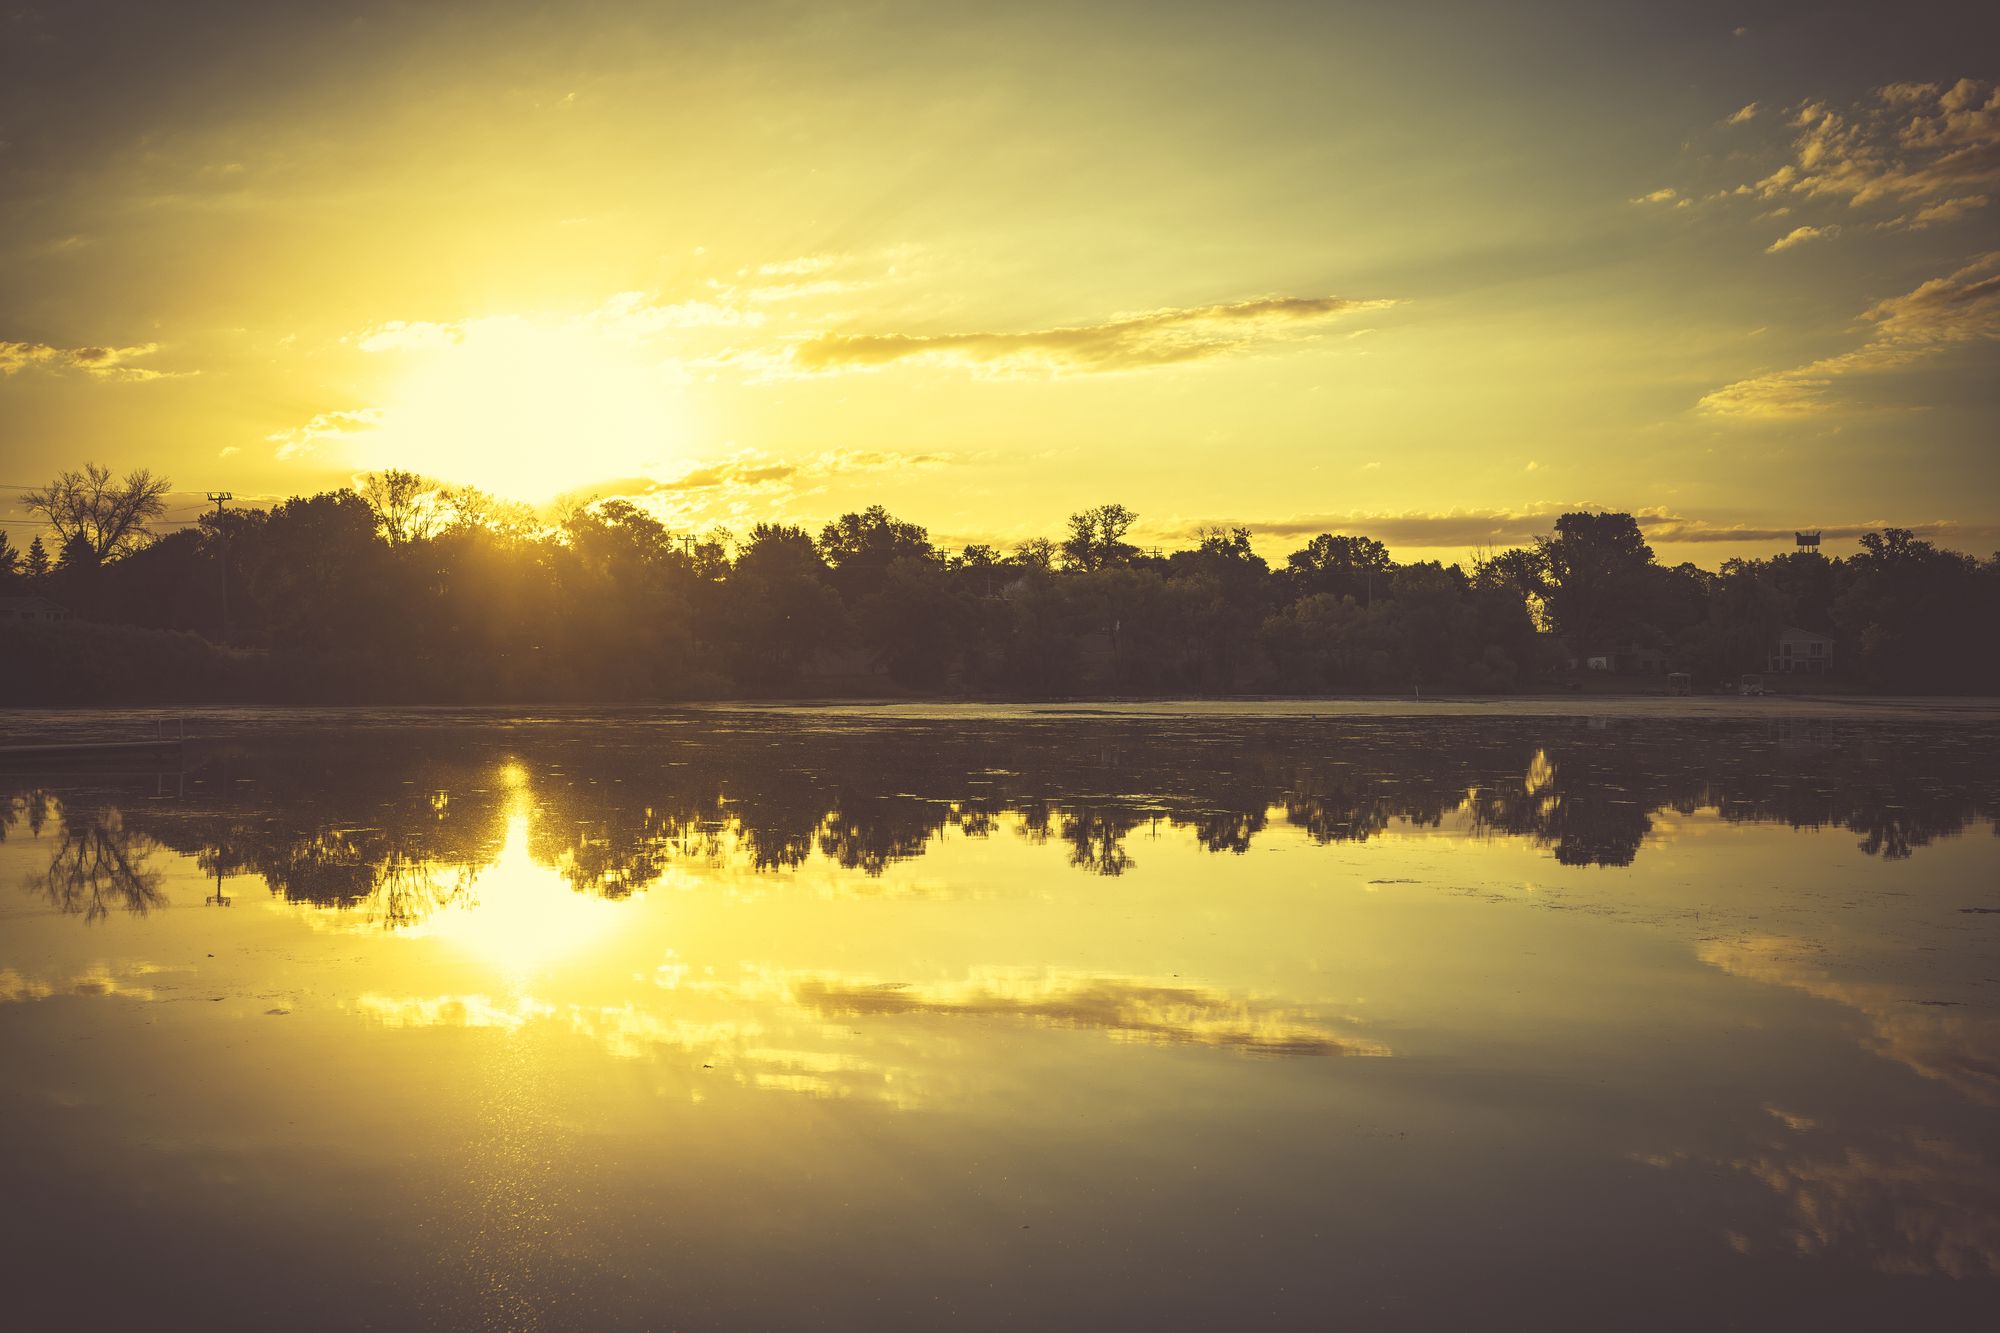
[357,316,693,500]
[421,800,623,980]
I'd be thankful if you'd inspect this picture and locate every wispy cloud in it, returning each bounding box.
[356,320,464,352]
[1161,506,1569,548]
[1158,506,1994,551]
[0,339,169,381]
[1631,186,1689,207]
[1700,251,2000,417]
[1754,78,2000,210]
[1889,194,1991,231]
[1650,78,1998,250]
[792,294,1397,375]
[268,406,384,460]
[1765,224,1839,252]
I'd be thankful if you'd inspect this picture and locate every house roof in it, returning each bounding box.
[1776,625,1835,643]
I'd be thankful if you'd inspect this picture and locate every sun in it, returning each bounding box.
[357,314,694,501]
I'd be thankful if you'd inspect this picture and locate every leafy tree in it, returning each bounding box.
[1535,511,1654,652]
[724,523,843,686]
[1835,528,1981,690]
[1683,558,1786,680]
[1060,503,1138,572]
[1166,528,1271,688]
[23,463,171,561]
[1286,533,1393,603]
[818,506,934,584]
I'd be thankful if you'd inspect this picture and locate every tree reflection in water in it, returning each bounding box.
[5,715,1996,927]
[17,801,166,921]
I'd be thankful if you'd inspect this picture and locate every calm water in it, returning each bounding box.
[2,707,1996,1330]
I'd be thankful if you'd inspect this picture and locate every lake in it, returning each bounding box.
[2,704,1996,1330]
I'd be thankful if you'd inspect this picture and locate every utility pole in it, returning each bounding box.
[206,492,233,643]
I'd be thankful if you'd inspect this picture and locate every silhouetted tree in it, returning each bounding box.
[1014,537,1057,572]
[818,506,934,589]
[724,523,843,686]
[1061,503,1138,571]
[23,463,170,561]
[360,469,447,547]
[1535,511,1654,653]
[1287,532,1393,604]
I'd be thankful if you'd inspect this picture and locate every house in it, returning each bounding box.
[0,595,70,624]
[1584,643,1669,675]
[1768,626,1834,675]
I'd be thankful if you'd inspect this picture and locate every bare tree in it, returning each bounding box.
[1013,537,1057,571]
[22,463,171,561]
[360,469,446,546]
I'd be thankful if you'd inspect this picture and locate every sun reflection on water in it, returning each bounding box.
[412,789,624,981]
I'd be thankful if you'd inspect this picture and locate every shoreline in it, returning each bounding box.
[4,694,2000,739]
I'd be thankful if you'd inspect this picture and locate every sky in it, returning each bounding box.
[1,0,1996,566]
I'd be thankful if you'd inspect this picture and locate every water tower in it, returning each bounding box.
[1795,530,1821,554]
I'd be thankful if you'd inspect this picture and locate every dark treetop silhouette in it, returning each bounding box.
[4,465,1998,703]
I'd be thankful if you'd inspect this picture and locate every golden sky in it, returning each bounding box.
[1,1,1996,565]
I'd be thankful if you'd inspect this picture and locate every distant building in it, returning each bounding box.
[0,595,70,624]
[1769,626,1834,674]
[1584,643,1669,675]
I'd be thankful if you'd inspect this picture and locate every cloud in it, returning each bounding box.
[756,254,843,278]
[792,294,1397,375]
[791,970,1387,1057]
[1631,513,1997,546]
[586,291,764,335]
[357,320,463,352]
[1162,506,1570,548]
[1701,251,2000,416]
[642,447,948,496]
[1765,223,1839,252]
[652,458,802,492]
[556,448,955,533]
[268,406,384,460]
[1764,79,2000,208]
[1653,79,1999,250]
[0,339,167,381]
[357,293,764,359]
[1876,195,1991,233]
[1156,507,1995,552]
[1909,194,1990,227]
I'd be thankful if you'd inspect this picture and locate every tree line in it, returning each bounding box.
[3,463,1997,702]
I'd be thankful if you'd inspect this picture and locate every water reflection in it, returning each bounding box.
[3,713,1997,1329]
[789,970,1387,1057]
[6,716,1996,926]
[7,794,166,921]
